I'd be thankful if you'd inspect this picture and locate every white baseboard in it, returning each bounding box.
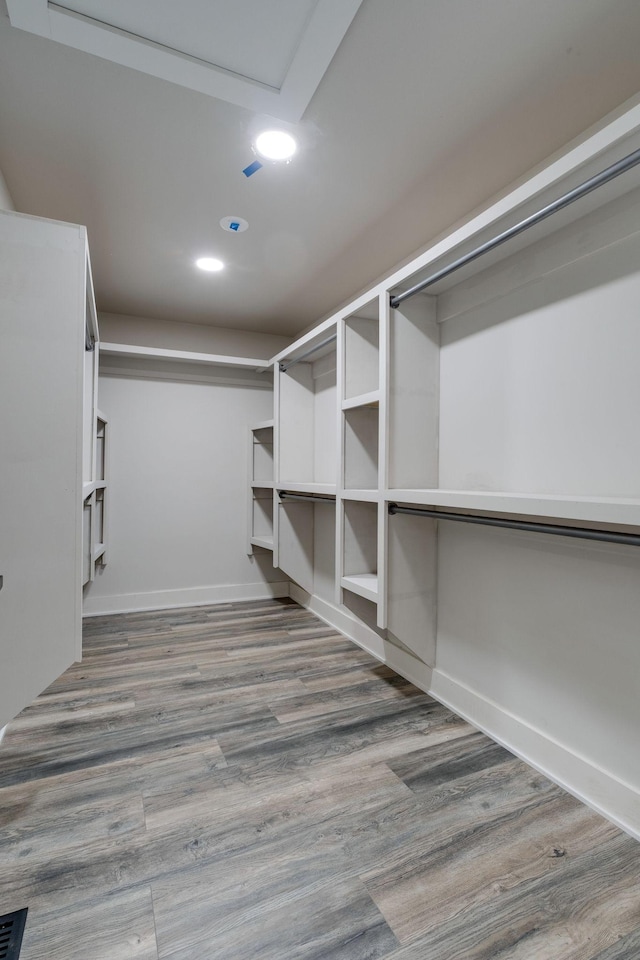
[429,668,640,842]
[288,584,433,692]
[83,580,290,617]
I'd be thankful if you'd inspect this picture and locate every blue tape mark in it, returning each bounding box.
[230,222,240,231]
[242,160,263,178]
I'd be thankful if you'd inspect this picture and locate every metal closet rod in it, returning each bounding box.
[279,333,337,373]
[278,490,336,505]
[388,504,640,548]
[390,144,640,309]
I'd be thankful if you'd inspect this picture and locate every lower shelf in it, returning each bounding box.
[93,543,106,563]
[251,535,274,551]
[341,573,378,603]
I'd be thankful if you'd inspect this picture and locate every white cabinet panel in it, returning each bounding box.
[0,212,85,728]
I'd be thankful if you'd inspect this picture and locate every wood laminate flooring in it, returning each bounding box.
[0,598,639,959]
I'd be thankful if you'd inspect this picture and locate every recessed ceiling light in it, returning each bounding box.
[255,130,297,161]
[196,257,224,272]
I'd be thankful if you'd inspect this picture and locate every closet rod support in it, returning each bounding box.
[390,145,640,308]
[279,333,337,372]
[388,504,640,548]
[278,491,336,505]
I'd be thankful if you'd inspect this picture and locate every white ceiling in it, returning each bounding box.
[41,0,318,87]
[6,0,363,121]
[2,0,640,337]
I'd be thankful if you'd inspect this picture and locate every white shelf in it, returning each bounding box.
[277,482,337,497]
[342,390,380,411]
[271,317,337,367]
[341,573,379,603]
[251,480,274,490]
[250,535,274,551]
[251,418,274,431]
[341,489,379,502]
[101,342,270,371]
[387,489,640,527]
[93,543,106,562]
[83,479,107,498]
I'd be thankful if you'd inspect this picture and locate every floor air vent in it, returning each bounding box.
[0,909,27,960]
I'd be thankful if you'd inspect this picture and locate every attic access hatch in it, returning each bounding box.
[6,0,363,122]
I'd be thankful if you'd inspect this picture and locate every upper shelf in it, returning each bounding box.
[277,482,337,497]
[100,342,271,372]
[387,489,640,527]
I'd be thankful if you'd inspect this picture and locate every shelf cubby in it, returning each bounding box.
[344,304,379,400]
[278,339,337,488]
[343,406,379,491]
[386,506,437,667]
[82,498,92,586]
[95,414,107,483]
[386,293,439,491]
[252,424,274,484]
[341,590,381,634]
[250,489,274,552]
[277,494,336,601]
[341,500,378,602]
[94,486,105,556]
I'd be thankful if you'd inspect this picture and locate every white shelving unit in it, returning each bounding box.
[258,102,640,835]
[266,114,640,637]
[83,410,108,583]
[273,327,339,600]
[338,297,387,627]
[247,420,275,555]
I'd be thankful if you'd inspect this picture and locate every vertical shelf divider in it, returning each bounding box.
[335,315,346,607]
[377,291,389,629]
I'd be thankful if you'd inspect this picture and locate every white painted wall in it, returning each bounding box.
[83,361,287,615]
[434,523,640,833]
[99,312,291,360]
[439,229,640,499]
[430,179,640,837]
